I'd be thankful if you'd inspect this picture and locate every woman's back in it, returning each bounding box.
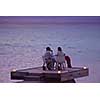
[56,51,65,63]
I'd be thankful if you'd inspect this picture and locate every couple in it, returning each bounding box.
[42,47,68,71]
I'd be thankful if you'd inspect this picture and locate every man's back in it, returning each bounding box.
[44,51,52,61]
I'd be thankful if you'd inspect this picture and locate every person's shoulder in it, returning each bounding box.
[61,51,65,54]
[61,52,65,56]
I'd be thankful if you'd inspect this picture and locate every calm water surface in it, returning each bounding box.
[0,23,100,82]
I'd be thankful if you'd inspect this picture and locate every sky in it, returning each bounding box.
[0,16,100,24]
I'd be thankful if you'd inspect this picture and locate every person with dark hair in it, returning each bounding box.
[55,47,66,70]
[65,55,72,68]
[42,47,54,70]
[46,47,51,51]
[58,47,62,51]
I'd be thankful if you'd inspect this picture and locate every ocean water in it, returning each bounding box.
[0,23,100,83]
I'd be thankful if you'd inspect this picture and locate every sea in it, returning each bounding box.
[0,22,100,83]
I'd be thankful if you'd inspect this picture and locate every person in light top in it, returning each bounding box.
[42,47,55,70]
[55,47,66,70]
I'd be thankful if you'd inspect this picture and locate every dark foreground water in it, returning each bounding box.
[0,23,100,83]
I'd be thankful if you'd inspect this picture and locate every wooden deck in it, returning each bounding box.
[11,67,89,83]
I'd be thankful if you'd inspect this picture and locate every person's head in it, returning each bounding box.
[46,47,51,51]
[58,47,62,51]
